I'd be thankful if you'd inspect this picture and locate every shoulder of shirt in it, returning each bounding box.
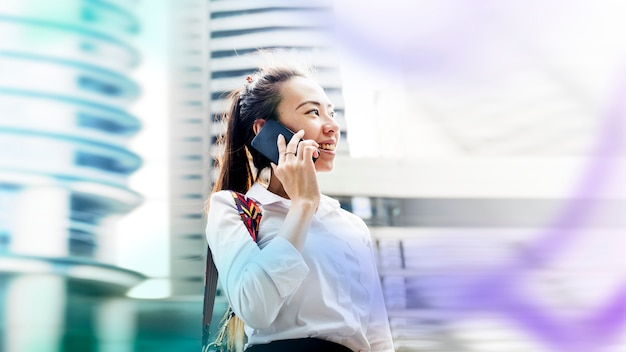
[342,206,367,223]
[325,197,368,225]
[319,194,367,225]
[210,190,232,200]
[208,190,237,209]
[320,193,341,209]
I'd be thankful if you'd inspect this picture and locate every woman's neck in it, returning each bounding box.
[267,173,290,199]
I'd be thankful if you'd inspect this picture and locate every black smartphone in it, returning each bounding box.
[251,119,317,164]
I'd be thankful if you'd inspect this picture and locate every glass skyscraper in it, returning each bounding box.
[0,1,144,350]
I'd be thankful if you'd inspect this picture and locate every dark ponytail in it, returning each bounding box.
[212,89,256,194]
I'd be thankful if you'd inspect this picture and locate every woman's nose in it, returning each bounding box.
[323,118,339,134]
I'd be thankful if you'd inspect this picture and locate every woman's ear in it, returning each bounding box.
[252,119,266,136]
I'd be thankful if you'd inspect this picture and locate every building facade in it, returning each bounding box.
[0,1,144,350]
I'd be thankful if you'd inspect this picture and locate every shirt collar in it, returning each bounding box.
[247,183,288,206]
[247,183,341,217]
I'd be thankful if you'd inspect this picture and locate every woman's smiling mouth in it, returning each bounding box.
[318,143,336,151]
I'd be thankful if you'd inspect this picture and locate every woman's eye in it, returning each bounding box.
[307,109,319,116]
[329,111,336,118]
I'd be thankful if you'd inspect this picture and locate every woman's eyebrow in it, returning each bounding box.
[296,101,334,110]
[296,101,319,110]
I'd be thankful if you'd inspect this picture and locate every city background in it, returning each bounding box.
[1,0,626,351]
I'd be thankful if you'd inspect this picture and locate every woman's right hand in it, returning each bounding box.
[271,130,320,208]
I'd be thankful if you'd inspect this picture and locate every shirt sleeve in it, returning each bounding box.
[205,191,310,329]
[362,222,396,352]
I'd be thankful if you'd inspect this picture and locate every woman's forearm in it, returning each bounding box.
[277,199,317,251]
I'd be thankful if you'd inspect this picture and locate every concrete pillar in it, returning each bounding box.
[5,274,66,352]
[95,214,120,265]
[95,298,137,352]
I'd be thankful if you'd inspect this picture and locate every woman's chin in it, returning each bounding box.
[314,161,334,173]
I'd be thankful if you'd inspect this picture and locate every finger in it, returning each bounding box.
[300,145,319,162]
[296,140,319,161]
[299,139,319,149]
[286,130,305,154]
[276,134,287,165]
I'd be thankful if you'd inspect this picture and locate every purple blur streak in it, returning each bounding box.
[328,1,626,350]
[449,71,626,352]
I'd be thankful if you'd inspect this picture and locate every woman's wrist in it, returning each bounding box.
[291,197,319,212]
[280,198,317,250]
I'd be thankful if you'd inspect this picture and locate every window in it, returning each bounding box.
[77,76,122,97]
[77,112,137,134]
[75,151,137,174]
[69,229,96,258]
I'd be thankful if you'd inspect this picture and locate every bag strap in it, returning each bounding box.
[202,191,262,348]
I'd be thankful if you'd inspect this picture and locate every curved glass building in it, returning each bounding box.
[0,1,144,350]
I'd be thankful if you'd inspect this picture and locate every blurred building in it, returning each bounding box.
[319,156,625,351]
[166,0,211,298]
[0,1,144,350]
[326,2,626,349]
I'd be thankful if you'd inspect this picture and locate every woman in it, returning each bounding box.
[205,62,395,352]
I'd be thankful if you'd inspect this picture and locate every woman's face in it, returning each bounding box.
[276,76,340,172]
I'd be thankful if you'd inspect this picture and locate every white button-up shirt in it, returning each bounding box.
[205,183,395,352]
